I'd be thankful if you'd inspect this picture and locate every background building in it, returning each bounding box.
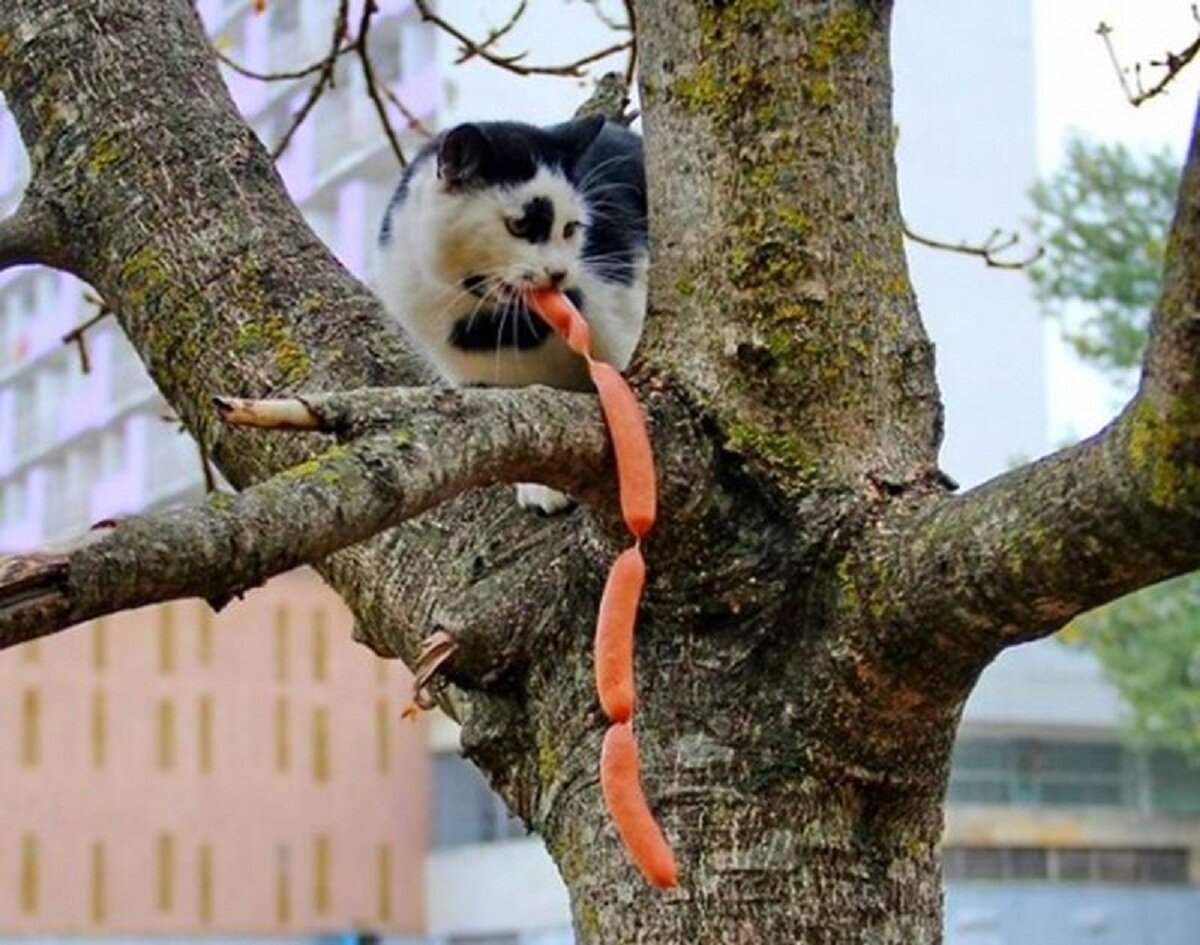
[0,1,1198,943]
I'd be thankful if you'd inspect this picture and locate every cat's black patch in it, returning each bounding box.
[461,274,488,296]
[572,125,648,286]
[511,197,554,244]
[449,304,553,351]
[448,289,586,351]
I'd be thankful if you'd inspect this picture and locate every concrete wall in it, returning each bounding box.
[945,886,1200,945]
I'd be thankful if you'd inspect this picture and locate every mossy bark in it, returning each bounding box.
[4,2,1200,943]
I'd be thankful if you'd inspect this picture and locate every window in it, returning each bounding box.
[198,844,214,925]
[1148,750,1200,815]
[949,738,1134,808]
[433,752,526,848]
[944,846,1189,884]
[90,841,106,925]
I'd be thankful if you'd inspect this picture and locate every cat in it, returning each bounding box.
[375,114,648,514]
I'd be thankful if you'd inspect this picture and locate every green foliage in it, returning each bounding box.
[1066,574,1200,757]
[1029,136,1179,377]
[1033,136,1200,759]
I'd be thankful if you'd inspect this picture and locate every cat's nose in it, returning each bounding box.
[547,269,568,286]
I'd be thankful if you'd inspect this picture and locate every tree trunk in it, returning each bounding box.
[4,2,1200,943]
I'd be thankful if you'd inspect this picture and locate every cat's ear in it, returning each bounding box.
[438,123,490,190]
[552,114,606,161]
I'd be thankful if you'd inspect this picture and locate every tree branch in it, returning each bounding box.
[861,92,1200,680]
[1097,11,1200,108]
[0,193,70,273]
[903,222,1043,270]
[0,386,609,651]
[412,0,632,78]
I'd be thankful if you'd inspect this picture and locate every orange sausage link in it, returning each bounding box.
[589,361,657,537]
[601,723,679,888]
[595,546,644,722]
[526,287,592,355]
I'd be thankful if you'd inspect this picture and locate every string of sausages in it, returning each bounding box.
[525,288,679,889]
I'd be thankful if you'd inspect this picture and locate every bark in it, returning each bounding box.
[3,1,1200,943]
[0,387,611,648]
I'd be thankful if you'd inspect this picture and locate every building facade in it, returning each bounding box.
[0,0,438,938]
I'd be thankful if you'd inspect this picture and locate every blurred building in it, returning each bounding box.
[0,0,440,940]
[0,1,1199,944]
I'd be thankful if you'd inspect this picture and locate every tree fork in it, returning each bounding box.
[4,1,1200,942]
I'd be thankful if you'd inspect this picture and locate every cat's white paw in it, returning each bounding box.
[517,483,575,515]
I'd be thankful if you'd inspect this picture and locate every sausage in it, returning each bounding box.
[595,546,644,722]
[525,286,678,888]
[601,722,679,889]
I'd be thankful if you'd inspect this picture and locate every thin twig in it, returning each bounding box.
[270,0,351,159]
[213,395,323,430]
[903,223,1044,271]
[382,85,433,138]
[196,439,218,494]
[1096,9,1200,107]
[581,0,632,33]
[354,0,407,166]
[622,0,638,91]
[413,0,631,78]
[453,0,529,65]
[61,304,112,376]
[212,43,355,83]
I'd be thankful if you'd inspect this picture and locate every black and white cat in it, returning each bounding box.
[375,114,648,513]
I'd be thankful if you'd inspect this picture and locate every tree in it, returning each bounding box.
[1031,136,1200,761]
[3,3,1200,941]
[1030,135,1179,378]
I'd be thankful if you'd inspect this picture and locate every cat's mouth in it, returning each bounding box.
[461,273,565,301]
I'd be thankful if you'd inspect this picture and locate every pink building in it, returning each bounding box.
[0,573,429,934]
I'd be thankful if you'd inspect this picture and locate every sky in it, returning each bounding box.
[1035,0,1200,442]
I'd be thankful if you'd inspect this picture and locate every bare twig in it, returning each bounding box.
[212,43,354,83]
[1096,9,1200,107]
[196,439,218,494]
[270,1,351,159]
[382,85,433,138]
[903,223,1044,271]
[622,0,638,91]
[581,0,633,33]
[413,0,631,78]
[213,395,323,430]
[453,0,529,65]
[60,304,112,375]
[353,0,407,166]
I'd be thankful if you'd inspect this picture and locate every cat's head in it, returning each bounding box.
[428,115,606,300]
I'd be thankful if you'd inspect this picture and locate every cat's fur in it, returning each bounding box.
[375,115,648,513]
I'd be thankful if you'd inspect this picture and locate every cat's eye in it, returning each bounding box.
[505,217,527,238]
[563,221,581,239]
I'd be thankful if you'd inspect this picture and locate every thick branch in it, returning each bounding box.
[0,386,608,649]
[862,93,1200,679]
[857,404,1200,676]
